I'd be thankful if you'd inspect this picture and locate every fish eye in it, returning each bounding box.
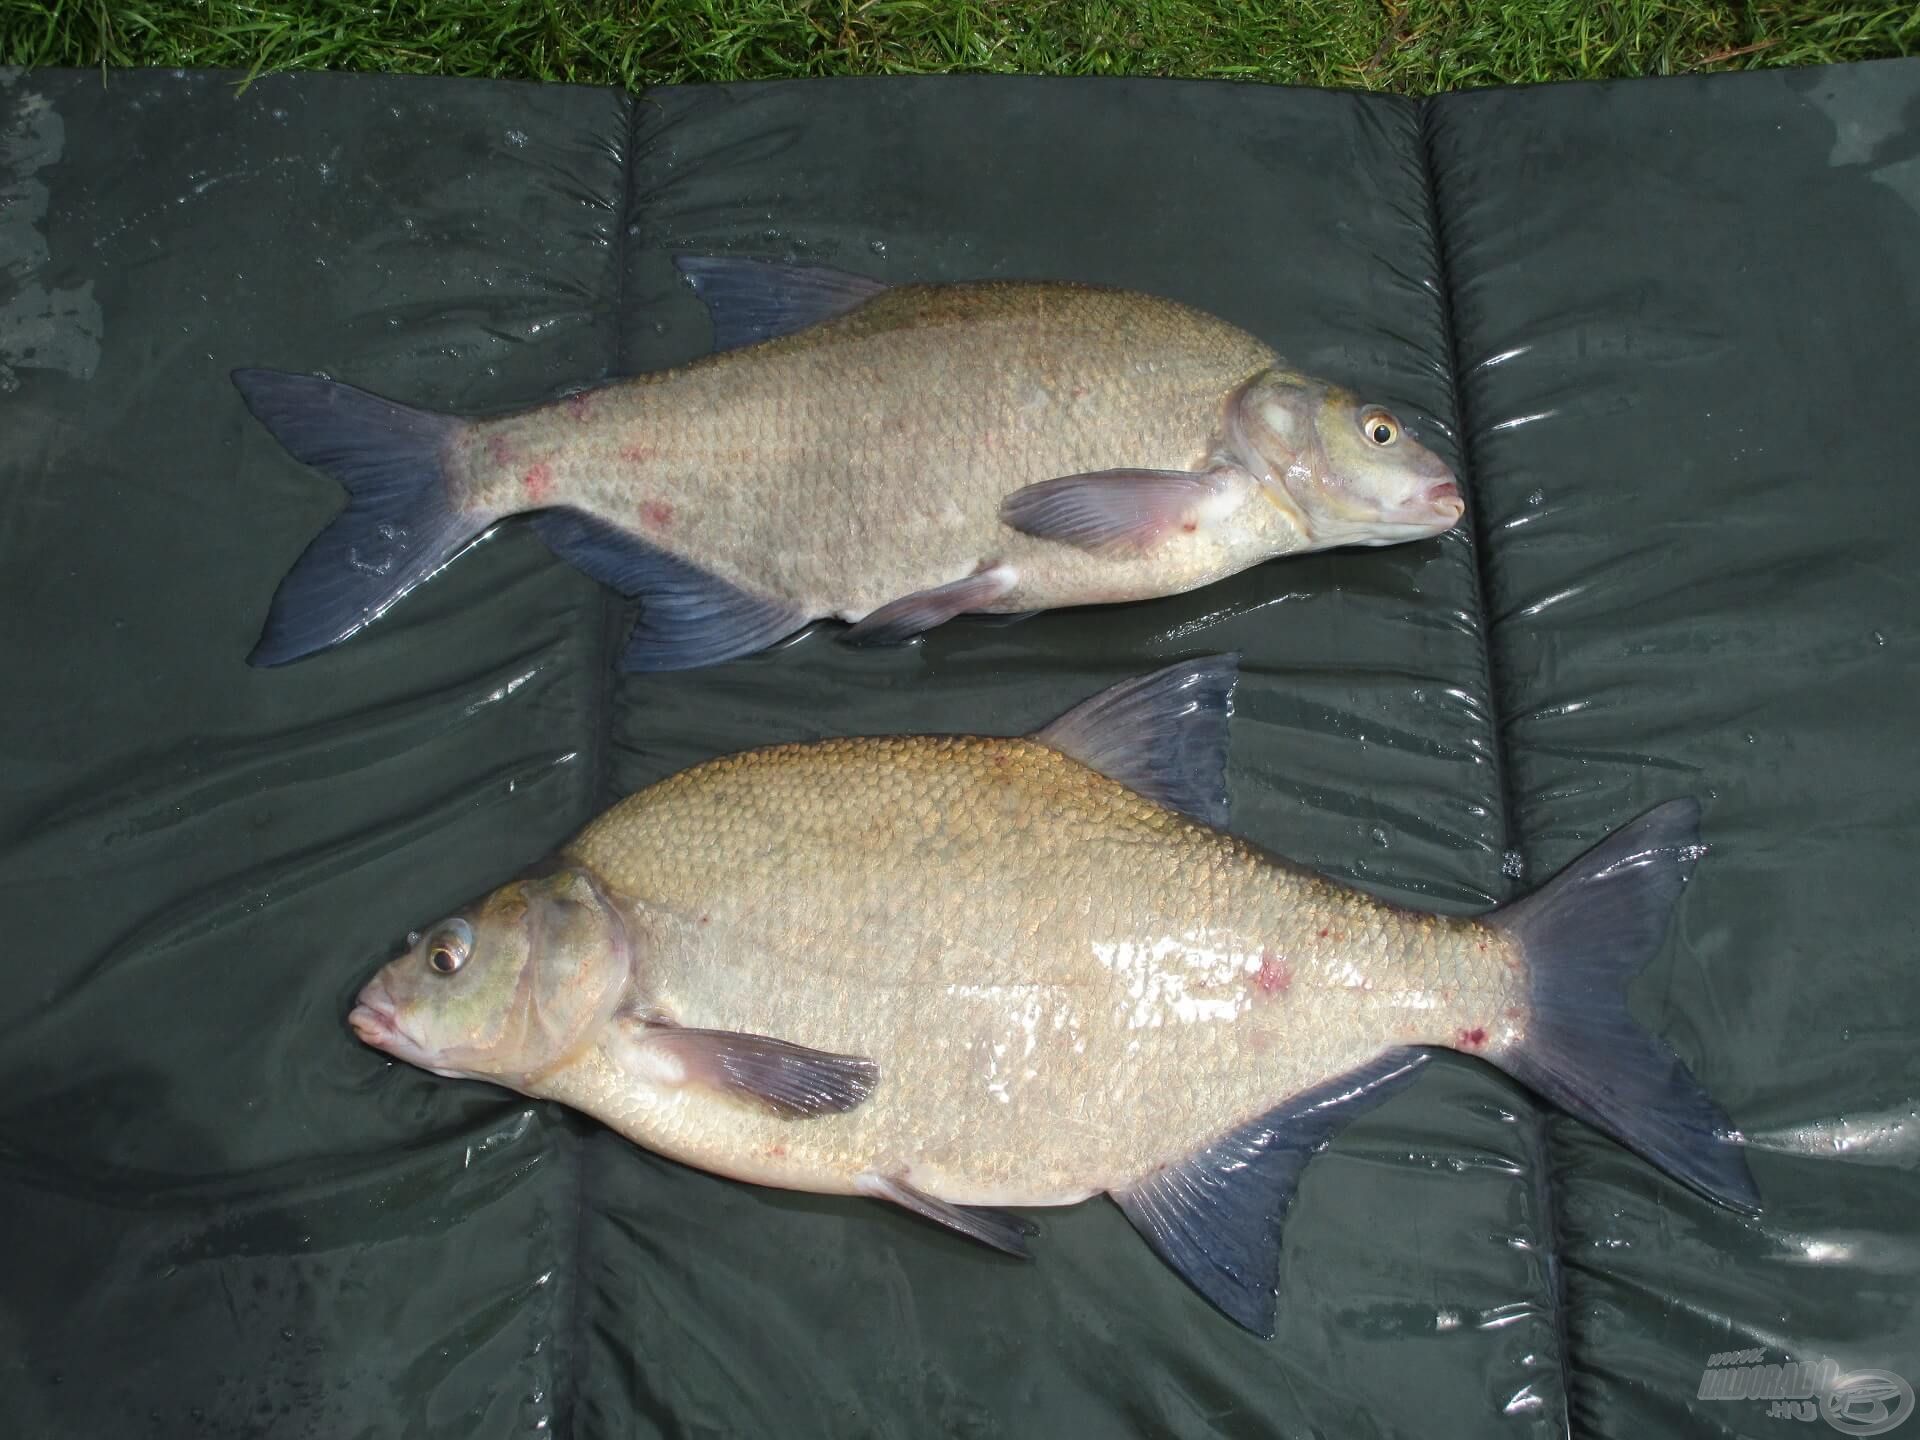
[1360,409,1400,446]
[426,918,474,976]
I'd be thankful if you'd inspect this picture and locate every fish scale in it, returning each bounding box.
[455,286,1287,616]
[551,734,1523,1202]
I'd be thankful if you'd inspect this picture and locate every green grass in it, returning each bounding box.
[4,1,1915,95]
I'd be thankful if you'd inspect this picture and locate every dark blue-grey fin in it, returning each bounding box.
[617,1018,878,1119]
[529,508,810,672]
[673,255,889,352]
[1486,798,1760,1214]
[855,1172,1038,1258]
[232,368,477,666]
[842,564,1016,646]
[1113,1048,1431,1338]
[1033,654,1240,827]
[999,468,1228,552]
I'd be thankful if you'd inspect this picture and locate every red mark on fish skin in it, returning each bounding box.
[639,499,674,530]
[765,1143,787,1159]
[521,462,555,505]
[619,443,656,465]
[1317,927,1329,939]
[699,914,710,927]
[1504,1007,1522,1021]
[1456,1026,1488,1051]
[1181,521,1197,533]
[485,433,515,467]
[1254,950,1292,996]
[564,392,593,423]
[1071,384,1089,401]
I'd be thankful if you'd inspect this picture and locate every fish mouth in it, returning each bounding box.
[349,977,417,1058]
[349,976,477,1079]
[1413,479,1465,528]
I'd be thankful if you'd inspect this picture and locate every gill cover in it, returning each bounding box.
[1228,371,1460,547]
[379,868,632,1084]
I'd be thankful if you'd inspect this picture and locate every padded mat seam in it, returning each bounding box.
[554,83,647,1440]
[1418,95,1575,1431]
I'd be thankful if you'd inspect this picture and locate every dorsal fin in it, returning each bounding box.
[1033,655,1239,827]
[673,255,889,352]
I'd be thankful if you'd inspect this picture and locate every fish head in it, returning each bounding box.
[1232,372,1463,548]
[348,867,631,1085]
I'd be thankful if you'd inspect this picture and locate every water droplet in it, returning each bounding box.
[1872,630,1886,646]
[869,239,887,255]
[1370,826,1390,848]
[1526,489,1544,506]
[1744,732,1756,744]
[1501,849,1525,879]
[505,128,528,148]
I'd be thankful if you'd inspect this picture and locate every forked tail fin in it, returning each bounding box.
[233,368,479,666]
[1489,799,1760,1213]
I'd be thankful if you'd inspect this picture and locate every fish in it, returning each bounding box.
[348,654,1759,1334]
[234,258,1462,672]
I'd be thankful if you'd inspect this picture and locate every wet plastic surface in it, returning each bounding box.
[1,61,1916,1438]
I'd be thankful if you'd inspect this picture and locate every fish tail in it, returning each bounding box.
[1487,798,1760,1213]
[232,368,479,666]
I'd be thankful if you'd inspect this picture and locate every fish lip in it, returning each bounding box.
[1414,480,1466,530]
[348,1001,398,1049]
[348,977,414,1055]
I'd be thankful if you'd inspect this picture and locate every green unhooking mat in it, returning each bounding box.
[3,59,1918,1438]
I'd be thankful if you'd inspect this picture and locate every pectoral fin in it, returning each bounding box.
[843,564,1016,645]
[1113,1048,1430,1337]
[615,1017,878,1118]
[856,1172,1037,1257]
[999,468,1230,552]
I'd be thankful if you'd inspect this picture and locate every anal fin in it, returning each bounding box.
[1113,1048,1430,1337]
[530,508,809,671]
[843,564,1015,646]
[856,1172,1037,1257]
